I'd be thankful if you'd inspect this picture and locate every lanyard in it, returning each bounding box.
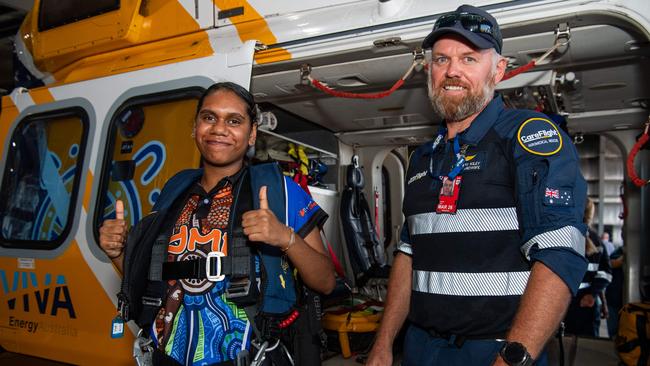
[428,129,468,180]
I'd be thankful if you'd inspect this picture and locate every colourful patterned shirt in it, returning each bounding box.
[152,169,326,365]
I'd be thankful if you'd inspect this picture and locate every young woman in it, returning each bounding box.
[99,82,335,365]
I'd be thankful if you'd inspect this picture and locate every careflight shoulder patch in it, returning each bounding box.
[516,118,563,156]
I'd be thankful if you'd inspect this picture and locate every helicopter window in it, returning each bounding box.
[94,89,202,237]
[0,108,88,249]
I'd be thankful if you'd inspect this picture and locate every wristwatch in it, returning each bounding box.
[499,341,534,366]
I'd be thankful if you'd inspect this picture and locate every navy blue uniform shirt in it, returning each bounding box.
[398,94,588,296]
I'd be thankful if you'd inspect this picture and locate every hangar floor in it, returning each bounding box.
[0,337,622,365]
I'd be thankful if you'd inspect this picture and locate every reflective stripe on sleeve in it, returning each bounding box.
[521,226,585,259]
[397,241,412,255]
[595,271,613,282]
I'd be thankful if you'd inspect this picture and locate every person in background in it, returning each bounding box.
[605,237,625,338]
[601,232,615,257]
[564,198,612,338]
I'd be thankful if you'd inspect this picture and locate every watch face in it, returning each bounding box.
[503,342,527,363]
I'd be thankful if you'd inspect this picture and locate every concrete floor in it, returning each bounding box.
[1,337,622,366]
[0,352,71,365]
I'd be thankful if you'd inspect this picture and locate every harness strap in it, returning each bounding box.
[138,212,180,328]
[162,256,235,279]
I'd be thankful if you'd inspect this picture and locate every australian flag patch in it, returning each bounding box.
[543,187,574,206]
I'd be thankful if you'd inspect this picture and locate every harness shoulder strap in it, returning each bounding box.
[152,169,203,212]
[249,163,286,223]
[249,163,297,315]
[134,169,202,328]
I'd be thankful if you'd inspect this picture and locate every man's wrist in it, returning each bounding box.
[499,341,534,366]
[372,334,394,351]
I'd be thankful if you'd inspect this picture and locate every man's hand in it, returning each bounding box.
[242,186,293,250]
[99,200,127,259]
[366,254,413,366]
[366,341,393,366]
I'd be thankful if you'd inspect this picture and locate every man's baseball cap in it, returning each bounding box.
[422,5,503,54]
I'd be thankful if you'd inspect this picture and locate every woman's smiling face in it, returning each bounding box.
[194,89,257,171]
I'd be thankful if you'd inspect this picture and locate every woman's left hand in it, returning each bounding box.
[242,186,293,250]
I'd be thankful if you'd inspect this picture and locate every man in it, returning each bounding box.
[601,232,615,257]
[367,5,588,366]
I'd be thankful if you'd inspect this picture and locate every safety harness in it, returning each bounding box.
[117,163,305,366]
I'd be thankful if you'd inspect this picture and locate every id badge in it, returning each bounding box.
[111,315,125,338]
[436,176,462,214]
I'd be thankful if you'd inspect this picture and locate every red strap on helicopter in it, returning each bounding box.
[501,33,569,81]
[305,52,425,100]
[626,122,650,187]
[320,230,346,279]
[501,60,536,81]
[310,78,404,99]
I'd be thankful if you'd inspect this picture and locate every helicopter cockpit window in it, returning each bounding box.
[0,108,88,249]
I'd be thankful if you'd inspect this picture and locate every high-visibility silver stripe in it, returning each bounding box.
[596,271,613,282]
[521,226,585,259]
[579,282,590,290]
[407,208,519,235]
[397,241,413,255]
[412,270,530,297]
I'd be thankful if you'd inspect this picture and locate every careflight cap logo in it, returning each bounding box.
[517,118,563,156]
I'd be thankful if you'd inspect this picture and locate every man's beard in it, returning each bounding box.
[428,76,495,122]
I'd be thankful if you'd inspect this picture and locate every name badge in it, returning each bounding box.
[111,315,125,338]
[436,176,462,214]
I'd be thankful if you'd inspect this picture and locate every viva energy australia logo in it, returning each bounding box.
[1,270,77,335]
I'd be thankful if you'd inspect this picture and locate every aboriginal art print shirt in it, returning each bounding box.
[152,169,327,365]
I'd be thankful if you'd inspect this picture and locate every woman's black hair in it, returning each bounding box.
[195,82,258,123]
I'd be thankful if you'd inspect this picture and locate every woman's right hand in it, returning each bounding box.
[99,200,127,259]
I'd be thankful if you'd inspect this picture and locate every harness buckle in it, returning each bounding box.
[251,340,269,366]
[225,278,252,299]
[133,330,154,366]
[206,251,226,282]
[117,292,129,320]
[141,296,162,307]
